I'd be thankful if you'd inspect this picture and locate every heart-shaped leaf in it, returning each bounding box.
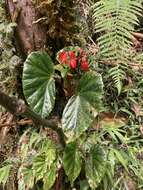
[22,52,55,118]
[32,140,56,181]
[62,71,103,138]
[85,145,106,189]
[63,142,82,185]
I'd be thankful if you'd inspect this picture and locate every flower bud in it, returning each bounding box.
[69,51,76,59]
[70,59,77,69]
[80,61,89,71]
[59,51,68,64]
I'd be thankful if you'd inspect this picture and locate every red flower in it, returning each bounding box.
[59,51,68,64]
[80,61,89,71]
[69,51,76,59]
[70,59,77,69]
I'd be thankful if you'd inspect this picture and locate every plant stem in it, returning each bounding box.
[0,90,66,148]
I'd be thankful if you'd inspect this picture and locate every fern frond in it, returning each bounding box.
[108,65,125,95]
[92,0,142,62]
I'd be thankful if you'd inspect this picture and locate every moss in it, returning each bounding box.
[33,0,86,54]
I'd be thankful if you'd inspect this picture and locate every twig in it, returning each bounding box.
[0,119,33,128]
[88,36,97,46]
[0,90,66,148]
[56,168,63,190]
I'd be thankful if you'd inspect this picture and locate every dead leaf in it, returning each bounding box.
[132,104,143,117]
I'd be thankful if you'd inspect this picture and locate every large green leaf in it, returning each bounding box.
[85,145,106,189]
[32,140,56,181]
[22,52,55,118]
[63,142,82,185]
[62,71,103,137]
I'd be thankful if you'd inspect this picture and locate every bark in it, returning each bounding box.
[5,0,47,56]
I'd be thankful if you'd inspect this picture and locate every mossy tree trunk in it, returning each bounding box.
[5,0,47,57]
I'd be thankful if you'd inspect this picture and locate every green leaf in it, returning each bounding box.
[22,52,55,118]
[93,0,142,62]
[113,149,128,171]
[29,131,41,148]
[21,167,34,189]
[33,153,47,180]
[85,145,106,189]
[41,140,56,167]
[80,180,90,190]
[54,64,69,78]
[108,149,116,176]
[20,144,29,161]
[63,142,82,185]
[62,71,103,138]
[33,140,56,181]
[43,161,57,190]
[0,165,11,186]
[108,65,125,95]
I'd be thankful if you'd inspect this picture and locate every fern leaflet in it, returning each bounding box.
[108,65,125,95]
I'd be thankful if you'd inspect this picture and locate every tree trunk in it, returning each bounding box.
[5,0,47,56]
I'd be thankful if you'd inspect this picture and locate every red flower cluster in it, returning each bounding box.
[58,50,89,71]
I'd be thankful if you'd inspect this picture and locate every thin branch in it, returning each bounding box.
[0,90,66,147]
[0,119,33,128]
